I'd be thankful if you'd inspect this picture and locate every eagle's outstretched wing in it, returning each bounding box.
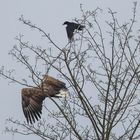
[21,88,45,124]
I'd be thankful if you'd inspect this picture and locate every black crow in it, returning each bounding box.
[63,21,85,41]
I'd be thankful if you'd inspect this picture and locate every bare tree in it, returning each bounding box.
[1,2,140,140]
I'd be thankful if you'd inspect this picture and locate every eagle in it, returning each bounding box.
[63,21,85,41]
[21,75,69,124]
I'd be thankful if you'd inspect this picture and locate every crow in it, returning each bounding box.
[63,21,85,41]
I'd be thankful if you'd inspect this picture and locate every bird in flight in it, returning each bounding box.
[21,75,69,124]
[63,21,85,41]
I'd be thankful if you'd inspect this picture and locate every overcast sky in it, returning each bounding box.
[0,0,139,140]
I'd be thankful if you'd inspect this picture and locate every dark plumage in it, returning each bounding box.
[63,21,85,41]
[21,75,69,124]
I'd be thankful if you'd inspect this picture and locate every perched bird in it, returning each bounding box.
[63,21,85,41]
[21,75,69,124]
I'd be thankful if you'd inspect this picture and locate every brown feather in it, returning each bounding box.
[41,75,66,95]
[42,75,66,87]
[21,88,45,124]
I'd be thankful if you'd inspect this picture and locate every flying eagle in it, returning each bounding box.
[63,21,85,41]
[21,75,69,124]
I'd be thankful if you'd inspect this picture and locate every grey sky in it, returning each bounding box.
[0,0,139,140]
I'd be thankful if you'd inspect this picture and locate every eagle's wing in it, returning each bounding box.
[42,75,66,89]
[41,75,68,97]
[21,88,45,124]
